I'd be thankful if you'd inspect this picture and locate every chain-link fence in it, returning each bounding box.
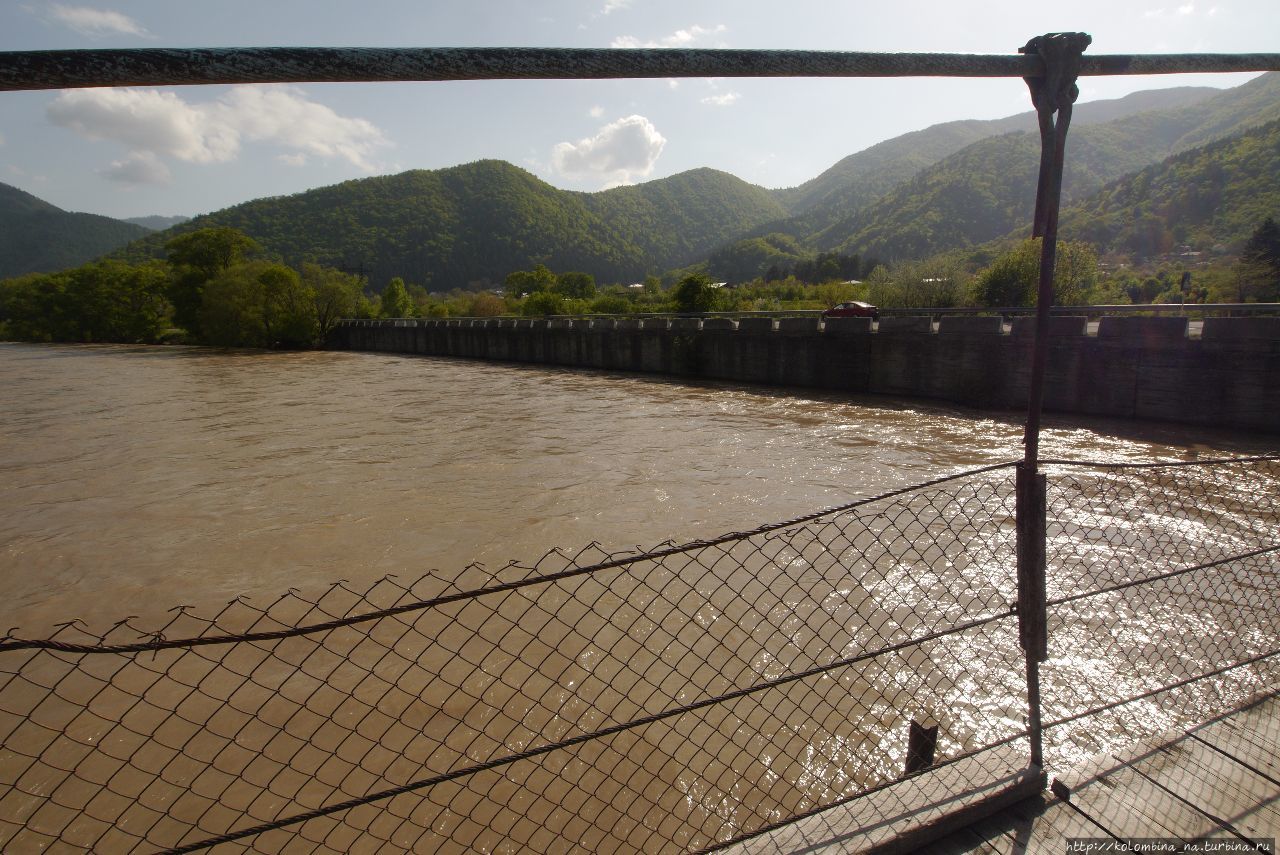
[1,457,1276,854]
[1037,456,1280,771]
[0,465,1029,853]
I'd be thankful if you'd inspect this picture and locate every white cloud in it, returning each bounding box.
[589,105,604,118]
[600,0,630,14]
[101,151,170,185]
[701,92,741,107]
[8,164,48,183]
[551,115,666,187]
[1177,2,1195,13]
[47,85,388,175]
[611,24,726,49]
[49,88,239,163]
[49,4,149,37]
[215,86,387,172]
[278,153,308,167]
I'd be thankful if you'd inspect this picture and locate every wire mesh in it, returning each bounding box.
[1039,457,1280,770]
[0,466,1026,854]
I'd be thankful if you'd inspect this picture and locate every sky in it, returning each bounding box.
[0,0,1273,220]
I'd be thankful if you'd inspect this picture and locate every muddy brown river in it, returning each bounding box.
[2,342,1270,636]
[1,342,1276,853]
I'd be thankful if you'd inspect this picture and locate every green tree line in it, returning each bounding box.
[1,227,370,347]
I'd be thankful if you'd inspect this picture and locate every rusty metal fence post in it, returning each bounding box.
[1016,32,1090,775]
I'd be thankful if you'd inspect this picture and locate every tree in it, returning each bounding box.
[304,263,366,341]
[165,227,262,276]
[969,239,1097,307]
[504,264,557,298]
[380,277,414,318]
[555,271,596,299]
[673,273,720,313]
[814,281,858,309]
[261,265,316,348]
[1234,217,1280,302]
[467,292,507,317]
[521,291,564,316]
[199,261,309,348]
[165,227,262,336]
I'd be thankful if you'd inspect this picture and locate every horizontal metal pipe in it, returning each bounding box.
[2,46,1279,91]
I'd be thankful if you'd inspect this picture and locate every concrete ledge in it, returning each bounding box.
[824,317,873,335]
[878,316,933,334]
[1202,316,1280,341]
[614,319,643,330]
[1098,316,1187,343]
[670,318,702,331]
[777,317,822,334]
[1010,316,1088,337]
[703,318,737,330]
[938,316,1003,335]
[738,317,776,333]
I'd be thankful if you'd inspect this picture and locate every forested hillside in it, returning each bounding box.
[117,162,787,289]
[820,73,1280,261]
[0,183,149,279]
[1057,117,1280,256]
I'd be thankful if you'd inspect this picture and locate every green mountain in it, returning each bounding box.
[124,215,190,232]
[0,183,149,279]
[775,85,1219,222]
[814,73,1280,261]
[1057,117,1280,257]
[118,161,788,288]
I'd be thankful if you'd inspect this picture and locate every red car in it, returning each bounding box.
[822,301,879,320]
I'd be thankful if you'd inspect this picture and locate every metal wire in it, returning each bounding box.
[1038,457,1280,771]
[0,464,1027,853]
[2,457,1275,852]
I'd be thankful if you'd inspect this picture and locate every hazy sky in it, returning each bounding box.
[0,0,1272,219]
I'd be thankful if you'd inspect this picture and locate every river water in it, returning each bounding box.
[0,341,1272,636]
[2,342,1279,852]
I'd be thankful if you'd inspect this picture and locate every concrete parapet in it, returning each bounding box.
[938,316,1003,335]
[877,316,932,334]
[823,317,873,335]
[702,318,737,330]
[1010,316,1088,337]
[548,318,572,329]
[737,317,776,333]
[670,318,702,331]
[1098,316,1187,343]
[329,313,1280,432]
[777,317,821,334]
[1202,317,1280,341]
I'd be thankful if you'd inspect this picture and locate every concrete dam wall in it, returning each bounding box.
[329,315,1280,432]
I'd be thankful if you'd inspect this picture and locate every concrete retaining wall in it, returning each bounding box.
[330,317,1280,432]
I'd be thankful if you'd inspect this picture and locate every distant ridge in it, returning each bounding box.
[0,183,149,279]
[747,72,1280,266]
[123,215,190,232]
[116,162,789,289]
[12,74,1276,286]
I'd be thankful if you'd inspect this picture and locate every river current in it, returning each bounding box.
[1,341,1274,636]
